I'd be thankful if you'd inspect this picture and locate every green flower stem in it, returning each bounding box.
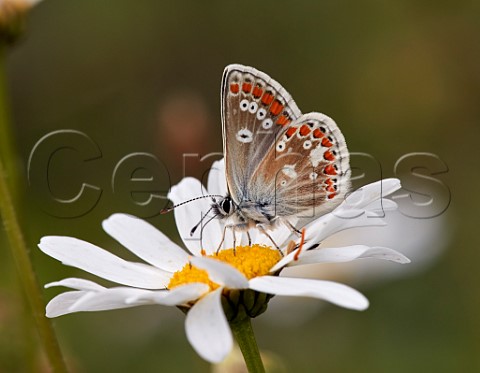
[230,312,266,373]
[0,52,67,372]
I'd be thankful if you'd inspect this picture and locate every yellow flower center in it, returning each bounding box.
[168,244,281,290]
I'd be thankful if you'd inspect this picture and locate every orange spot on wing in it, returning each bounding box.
[326,185,336,193]
[252,86,263,98]
[269,100,284,116]
[323,150,335,161]
[313,128,324,139]
[242,82,252,93]
[299,125,311,136]
[325,178,334,186]
[324,164,337,175]
[230,83,239,94]
[261,92,274,105]
[285,126,297,138]
[276,115,290,126]
[321,137,333,147]
[327,192,337,199]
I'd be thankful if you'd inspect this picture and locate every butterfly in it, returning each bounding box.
[211,64,351,237]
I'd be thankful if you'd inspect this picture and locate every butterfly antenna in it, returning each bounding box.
[190,207,215,236]
[160,195,223,214]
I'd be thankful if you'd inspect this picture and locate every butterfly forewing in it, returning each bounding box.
[221,64,302,206]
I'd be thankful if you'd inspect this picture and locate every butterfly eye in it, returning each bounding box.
[239,99,249,112]
[262,118,273,129]
[221,199,232,214]
[248,102,258,114]
[276,141,286,152]
[256,108,267,120]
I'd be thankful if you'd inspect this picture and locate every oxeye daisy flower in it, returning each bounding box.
[38,159,409,364]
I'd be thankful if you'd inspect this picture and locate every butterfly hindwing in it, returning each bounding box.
[221,64,302,206]
[250,112,351,219]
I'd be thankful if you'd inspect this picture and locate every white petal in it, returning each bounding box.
[336,178,401,214]
[290,181,402,247]
[365,198,398,213]
[269,251,298,273]
[69,287,155,313]
[207,158,228,196]
[168,178,222,255]
[288,245,411,266]
[45,278,106,291]
[249,276,369,310]
[102,213,188,272]
[191,257,249,289]
[302,210,388,247]
[271,244,410,272]
[46,291,87,317]
[185,288,233,363]
[128,283,209,306]
[275,212,377,257]
[39,236,170,289]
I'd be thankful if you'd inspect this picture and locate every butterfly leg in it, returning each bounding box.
[256,224,284,256]
[232,225,237,253]
[232,223,251,251]
[216,224,228,254]
[216,224,240,253]
[246,230,252,246]
[285,220,302,236]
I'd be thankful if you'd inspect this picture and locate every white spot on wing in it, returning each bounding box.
[239,99,249,112]
[282,164,297,179]
[236,128,253,143]
[310,145,323,167]
[248,102,258,114]
[303,140,312,149]
[257,108,267,120]
[262,118,273,129]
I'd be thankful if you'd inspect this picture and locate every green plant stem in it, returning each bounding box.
[0,52,67,372]
[230,314,266,373]
[0,49,18,195]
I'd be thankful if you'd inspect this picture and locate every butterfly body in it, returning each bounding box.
[214,64,351,232]
[212,195,276,228]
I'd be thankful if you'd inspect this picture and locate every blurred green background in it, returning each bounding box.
[1,0,479,371]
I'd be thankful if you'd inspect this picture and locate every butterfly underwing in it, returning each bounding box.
[213,64,351,232]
